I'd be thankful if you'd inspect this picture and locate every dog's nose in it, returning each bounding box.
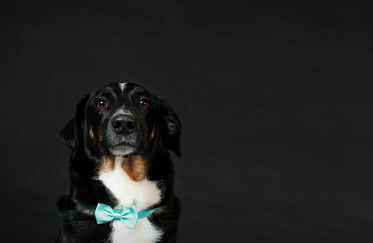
[111,115,136,134]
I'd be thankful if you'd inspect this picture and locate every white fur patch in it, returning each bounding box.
[97,157,163,243]
[119,82,127,93]
[111,218,162,243]
[113,109,132,116]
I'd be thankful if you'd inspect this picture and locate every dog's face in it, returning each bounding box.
[61,82,181,160]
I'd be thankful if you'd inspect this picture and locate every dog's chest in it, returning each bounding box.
[97,158,162,243]
[110,219,162,243]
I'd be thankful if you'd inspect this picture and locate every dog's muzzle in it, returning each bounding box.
[106,114,137,156]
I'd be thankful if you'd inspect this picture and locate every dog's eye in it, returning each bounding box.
[139,98,150,109]
[96,99,108,109]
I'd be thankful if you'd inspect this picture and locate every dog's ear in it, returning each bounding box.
[159,101,182,157]
[60,118,77,149]
[60,95,89,158]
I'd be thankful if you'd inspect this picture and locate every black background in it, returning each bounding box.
[2,1,373,242]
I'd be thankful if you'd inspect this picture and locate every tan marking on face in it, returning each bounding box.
[98,131,103,142]
[104,88,110,94]
[145,126,156,145]
[89,126,94,139]
[122,155,149,182]
[99,155,115,172]
[150,126,156,139]
[135,87,142,92]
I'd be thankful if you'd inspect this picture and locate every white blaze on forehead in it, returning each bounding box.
[119,82,127,93]
[113,109,132,116]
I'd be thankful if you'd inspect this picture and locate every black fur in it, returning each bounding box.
[57,83,181,243]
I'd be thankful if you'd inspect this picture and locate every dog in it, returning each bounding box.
[56,82,182,243]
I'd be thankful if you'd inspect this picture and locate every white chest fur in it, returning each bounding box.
[97,157,163,243]
[111,219,162,243]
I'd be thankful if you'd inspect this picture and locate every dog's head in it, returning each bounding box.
[60,82,181,161]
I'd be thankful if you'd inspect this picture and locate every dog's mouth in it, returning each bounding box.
[114,141,131,147]
[109,144,135,156]
[105,124,138,156]
[109,141,136,156]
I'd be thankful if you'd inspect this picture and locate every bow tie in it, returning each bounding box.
[94,203,156,230]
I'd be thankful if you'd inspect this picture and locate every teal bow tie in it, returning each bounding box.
[94,203,156,230]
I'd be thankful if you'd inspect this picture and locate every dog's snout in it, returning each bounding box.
[111,114,136,134]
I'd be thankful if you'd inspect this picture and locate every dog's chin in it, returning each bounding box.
[109,144,136,157]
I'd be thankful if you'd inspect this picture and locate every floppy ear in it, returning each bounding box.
[60,118,77,149]
[60,95,89,158]
[159,102,182,157]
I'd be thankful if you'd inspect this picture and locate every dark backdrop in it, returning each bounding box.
[1,1,373,242]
